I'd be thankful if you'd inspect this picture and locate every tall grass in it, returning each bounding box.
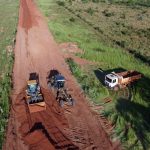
[0,0,18,148]
[63,1,150,65]
[37,0,150,149]
[102,0,150,7]
[79,0,150,7]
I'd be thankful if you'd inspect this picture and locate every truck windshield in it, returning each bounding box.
[106,77,112,83]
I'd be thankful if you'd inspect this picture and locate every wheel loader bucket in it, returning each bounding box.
[26,93,46,113]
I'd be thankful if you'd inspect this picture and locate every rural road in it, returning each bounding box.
[3,0,119,149]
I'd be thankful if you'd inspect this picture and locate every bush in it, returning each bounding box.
[81,0,90,3]
[86,7,95,15]
[102,9,115,17]
[56,1,65,6]
[92,0,100,3]
[115,40,126,48]
[69,17,75,22]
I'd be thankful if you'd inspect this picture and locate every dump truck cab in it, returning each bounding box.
[105,70,141,89]
[105,73,119,88]
[53,74,65,89]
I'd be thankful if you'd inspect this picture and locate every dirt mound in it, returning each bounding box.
[11,88,78,150]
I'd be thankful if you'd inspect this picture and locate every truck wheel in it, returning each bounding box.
[69,99,75,106]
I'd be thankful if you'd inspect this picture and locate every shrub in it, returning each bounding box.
[86,7,95,15]
[69,17,75,22]
[81,0,90,3]
[102,9,115,17]
[92,0,100,3]
[56,1,65,6]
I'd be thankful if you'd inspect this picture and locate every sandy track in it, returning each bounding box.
[3,0,118,149]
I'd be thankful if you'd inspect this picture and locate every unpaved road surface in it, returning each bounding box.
[3,0,119,149]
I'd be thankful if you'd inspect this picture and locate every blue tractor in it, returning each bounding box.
[47,70,75,107]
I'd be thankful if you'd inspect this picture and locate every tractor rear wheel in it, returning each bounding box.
[47,81,52,88]
[69,99,75,106]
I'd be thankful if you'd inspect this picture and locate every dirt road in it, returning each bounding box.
[3,0,119,149]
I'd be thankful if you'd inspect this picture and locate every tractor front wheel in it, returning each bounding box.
[69,99,75,106]
[47,81,52,88]
[59,99,64,107]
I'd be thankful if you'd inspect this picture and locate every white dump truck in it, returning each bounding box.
[105,70,141,89]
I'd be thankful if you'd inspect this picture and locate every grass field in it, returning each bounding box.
[65,0,150,65]
[0,0,18,148]
[79,0,150,7]
[100,0,150,7]
[37,0,150,149]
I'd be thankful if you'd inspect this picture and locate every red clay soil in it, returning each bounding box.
[59,42,95,66]
[3,0,120,149]
[59,43,82,54]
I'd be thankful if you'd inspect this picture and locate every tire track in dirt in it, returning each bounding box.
[3,0,120,149]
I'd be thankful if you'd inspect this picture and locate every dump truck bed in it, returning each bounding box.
[117,71,141,85]
[117,70,140,78]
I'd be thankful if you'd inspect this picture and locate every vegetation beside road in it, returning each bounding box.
[0,0,18,148]
[100,0,150,7]
[38,0,150,149]
[64,0,150,65]
[80,0,150,7]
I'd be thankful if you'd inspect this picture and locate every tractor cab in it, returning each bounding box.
[54,74,65,89]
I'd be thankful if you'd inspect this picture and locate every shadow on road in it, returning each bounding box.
[47,69,59,79]
[30,122,57,145]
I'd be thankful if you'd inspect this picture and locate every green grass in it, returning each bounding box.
[0,0,18,148]
[66,58,108,103]
[79,0,150,7]
[102,0,150,7]
[64,1,150,65]
[37,0,150,149]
